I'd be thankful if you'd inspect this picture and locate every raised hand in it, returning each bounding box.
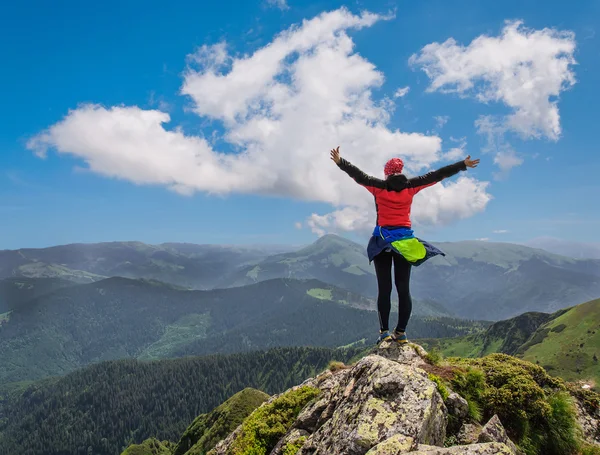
[464,155,480,168]
[330,146,341,165]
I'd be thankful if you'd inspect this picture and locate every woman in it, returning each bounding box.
[330,146,480,344]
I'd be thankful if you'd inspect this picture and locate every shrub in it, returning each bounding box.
[227,386,320,455]
[446,354,584,455]
[282,436,307,455]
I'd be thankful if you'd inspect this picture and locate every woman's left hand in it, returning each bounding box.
[464,155,480,168]
[330,146,341,164]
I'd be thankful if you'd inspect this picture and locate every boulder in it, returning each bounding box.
[477,415,522,455]
[445,392,469,420]
[457,423,482,445]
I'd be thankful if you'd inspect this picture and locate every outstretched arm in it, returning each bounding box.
[409,155,480,194]
[330,146,386,191]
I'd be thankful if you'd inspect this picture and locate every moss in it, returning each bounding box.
[226,386,320,455]
[446,354,584,455]
[281,436,307,455]
[428,373,449,401]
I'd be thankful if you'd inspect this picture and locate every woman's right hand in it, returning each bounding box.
[464,155,480,168]
[330,146,341,165]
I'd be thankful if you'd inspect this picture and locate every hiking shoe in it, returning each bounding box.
[393,330,408,344]
[377,330,393,344]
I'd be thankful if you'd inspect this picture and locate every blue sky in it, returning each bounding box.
[1,0,599,250]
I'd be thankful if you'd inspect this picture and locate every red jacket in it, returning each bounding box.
[337,158,467,228]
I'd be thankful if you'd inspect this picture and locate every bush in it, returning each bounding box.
[446,354,583,455]
[226,386,320,455]
[282,436,307,455]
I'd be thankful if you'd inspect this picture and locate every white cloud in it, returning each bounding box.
[442,136,466,161]
[266,0,289,10]
[493,229,509,234]
[27,7,492,235]
[476,237,490,241]
[394,86,410,98]
[410,20,576,169]
[434,115,449,129]
[294,221,303,230]
[493,150,523,172]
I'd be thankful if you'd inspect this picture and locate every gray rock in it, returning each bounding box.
[364,434,416,454]
[373,341,428,369]
[270,428,310,455]
[574,399,600,445]
[446,392,469,420]
[478,415,521,455]
[407,442,516,454]
[457,423,482,445]
[296,354,447,455]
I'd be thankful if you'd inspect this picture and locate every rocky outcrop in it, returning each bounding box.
[276,353,446,455]
[208,342,600,455]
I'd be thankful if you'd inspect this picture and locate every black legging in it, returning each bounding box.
[373,251,412,333]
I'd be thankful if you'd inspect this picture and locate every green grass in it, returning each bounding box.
[480,336,504,356]
[138,313,211,360]
[519,298,600,385]
[418,336,484,358]
[306,288,333,300]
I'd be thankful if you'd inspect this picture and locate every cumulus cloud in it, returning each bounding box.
[410,20,576,170]
[493,229,509,234]
[27,7,492,235]
[394,86,410,98]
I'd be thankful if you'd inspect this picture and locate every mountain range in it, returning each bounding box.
[0,276,484,383]
[2,235,600,321]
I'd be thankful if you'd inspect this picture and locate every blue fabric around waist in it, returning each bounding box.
[372,225,415,242]
[367,225,446,266]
